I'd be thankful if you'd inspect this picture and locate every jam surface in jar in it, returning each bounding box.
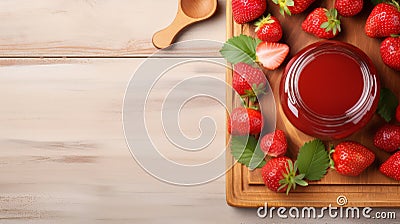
[280,41,380,140]
[298,52,364,116]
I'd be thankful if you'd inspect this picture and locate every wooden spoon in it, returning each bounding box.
[152,0,218,49]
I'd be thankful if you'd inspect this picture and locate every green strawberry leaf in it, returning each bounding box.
[220,34,261,65]
[377,87,398,122]
[297,139,330,181]
[230,136,266,170]
[249,143,266,170]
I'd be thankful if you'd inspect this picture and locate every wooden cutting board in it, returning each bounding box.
[225,0,400,207]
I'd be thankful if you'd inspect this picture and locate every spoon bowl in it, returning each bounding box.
[181,0,217,18]
[152,0,218,49]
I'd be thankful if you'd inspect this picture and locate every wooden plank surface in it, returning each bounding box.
[226,0,400,207]
[0,0,226,57]
[0,59,230,223]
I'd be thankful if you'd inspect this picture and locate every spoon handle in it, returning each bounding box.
[152,13,193,49]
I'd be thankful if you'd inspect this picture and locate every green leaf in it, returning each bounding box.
[286,0,295,7]
[333,8,338,18]
[219,35,261,65]
[320,22,330,29]
[230,136,266,169]
[377,87,398,122]
[297,139,330,181]
[249,144,267,169]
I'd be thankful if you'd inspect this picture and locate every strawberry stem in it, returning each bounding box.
[239,97,249,108]
[241,97,260,111]
[328,145,336,169]
[272,0,294,16]
[278,159,309,195]
[389,0,400,11]
[241,84,266,105]
[321,9,341,35]
[254,14,274,32]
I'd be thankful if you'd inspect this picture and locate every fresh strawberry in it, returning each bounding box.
[335,0,363,17]
[256,42,289,70]
[228,107,263,135]
[260,130,288,157]
[380,35,400,71]
[302,8,341,39]
[255,15,283,42]
[373,124,400,152]
[330,141,375,176]
[380,151,400,181]
[272,0,316,16]
[365,1,400,38]
[396,105,400,122]
[261,157,290,193]
[232,0,267,24]
[261,157,308,194]
[232,62,267,97]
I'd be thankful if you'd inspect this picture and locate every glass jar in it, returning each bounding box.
[280,41,380,140]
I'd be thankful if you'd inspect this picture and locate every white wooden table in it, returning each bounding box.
[0,1,398,223]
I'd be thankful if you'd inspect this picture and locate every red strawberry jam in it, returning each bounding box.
[280,41,380,139]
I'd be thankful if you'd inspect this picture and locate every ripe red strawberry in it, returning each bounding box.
[256,42,289,70]
[232,62,267,96]
[335,0,363,17]
[272,0,316,16]
[396,105,400,122]
[228,107,263,135]
[330,141,375,176]
[380,36,400,71]
[260,130,288,157]
[365,1,400,38]
[261,157,307,193]
[232,0,267,24]
[302,8,341,39]
[373,124,400,152]
[255,15,283,42]
[380,151,400,181]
